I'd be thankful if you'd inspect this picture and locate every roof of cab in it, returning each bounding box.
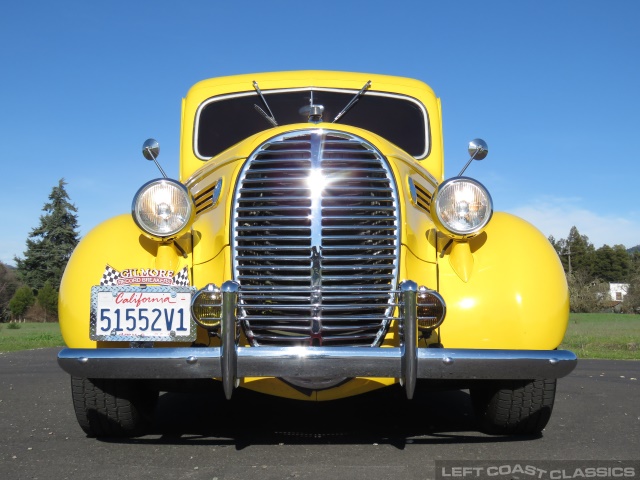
[184,70,437,102]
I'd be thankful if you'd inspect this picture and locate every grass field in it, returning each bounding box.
[561,313,640,360]
[1,314,639,359]
[0,322,64,353]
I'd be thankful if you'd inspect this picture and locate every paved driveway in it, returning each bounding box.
[1,348,638,479]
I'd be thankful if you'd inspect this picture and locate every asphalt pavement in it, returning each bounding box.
[0,348,638,480]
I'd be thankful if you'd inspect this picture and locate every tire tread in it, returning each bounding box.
[471,378,556,435]
[71,376,157,437]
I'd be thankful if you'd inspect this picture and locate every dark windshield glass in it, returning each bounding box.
[195,89,428,159]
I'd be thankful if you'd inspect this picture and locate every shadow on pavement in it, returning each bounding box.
[98,381,541,449]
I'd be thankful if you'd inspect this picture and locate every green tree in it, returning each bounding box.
[592,244,631,283]
[14,179,80,291]
[0,262,20,321]
[565,226,596,276]
[8,285,35,320]
[37,280,58,322]
[550,227,596,277]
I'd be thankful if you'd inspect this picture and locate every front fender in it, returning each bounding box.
[58,214,188,348]
[437,212,569,349]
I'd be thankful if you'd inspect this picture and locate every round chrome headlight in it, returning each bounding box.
[433,177,493,238]
[132,179,194,238]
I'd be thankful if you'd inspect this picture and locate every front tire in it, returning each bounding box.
[470,378,556,435]
[71,377,158,437]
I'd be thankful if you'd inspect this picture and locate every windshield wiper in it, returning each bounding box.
[253,81,278,127]
[332,80,371,123]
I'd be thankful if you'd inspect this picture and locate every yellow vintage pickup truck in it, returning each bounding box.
[57,71,576,437]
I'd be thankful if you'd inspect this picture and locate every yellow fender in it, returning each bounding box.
[59,214,187,348]
[438,212,569,350]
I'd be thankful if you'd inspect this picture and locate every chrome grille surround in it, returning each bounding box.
[232,129,400,347]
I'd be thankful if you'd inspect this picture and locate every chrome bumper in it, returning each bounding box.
[57,281,577,399]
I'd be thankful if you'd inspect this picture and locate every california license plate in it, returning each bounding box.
[90,286,197,342]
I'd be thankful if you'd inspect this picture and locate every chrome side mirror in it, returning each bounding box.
[141,138,167,178]
[458,138,489,176]
[468,138,488,161]
[142,138,160,161]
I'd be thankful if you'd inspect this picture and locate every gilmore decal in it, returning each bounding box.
[119,268,175,286]
[100,265,190,287]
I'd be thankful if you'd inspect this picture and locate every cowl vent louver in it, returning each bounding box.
[232,130,400,346]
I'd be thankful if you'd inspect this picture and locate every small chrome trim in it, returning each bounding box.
[221,280,239,399]
[193,178,223,215]
[407,178,418,206]
[414,180,433,214]
[400,280,418,399]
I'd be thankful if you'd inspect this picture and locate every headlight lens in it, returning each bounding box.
[433,177,493,238]
[132,179,194,238]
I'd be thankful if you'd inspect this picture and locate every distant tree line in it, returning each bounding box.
[0,179,79,322]
[549,226,640,313]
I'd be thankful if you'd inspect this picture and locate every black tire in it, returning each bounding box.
[71,377,158,437]
[470,378,556,435]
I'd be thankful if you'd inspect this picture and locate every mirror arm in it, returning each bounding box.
[457,155,476,176]
[142,139,168,178]
[144,147,168,178]
[458,139,489,176]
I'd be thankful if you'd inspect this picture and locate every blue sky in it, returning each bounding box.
[1,0,639,265]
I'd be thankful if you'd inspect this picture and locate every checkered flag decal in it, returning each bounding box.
[100,265,121,286]
[172,266,190,286]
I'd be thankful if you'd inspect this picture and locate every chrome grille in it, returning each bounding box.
[233,130,399,346]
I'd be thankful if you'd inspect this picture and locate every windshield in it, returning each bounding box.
[194,88,429,159]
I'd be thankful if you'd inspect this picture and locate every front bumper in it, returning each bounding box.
[58,346,577,398]
[57,281,577,399]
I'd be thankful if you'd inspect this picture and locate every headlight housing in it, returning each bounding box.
[132,179,195,239]
[433,177,493,238]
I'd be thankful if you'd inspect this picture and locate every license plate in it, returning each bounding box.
[90,286,197,342]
